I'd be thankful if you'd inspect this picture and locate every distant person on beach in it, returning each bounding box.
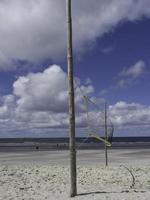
[36,146,39,150]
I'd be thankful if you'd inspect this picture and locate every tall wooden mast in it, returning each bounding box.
[66,0,77,197]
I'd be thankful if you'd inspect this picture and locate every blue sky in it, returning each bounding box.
[73,19,150,105]
[0,0,150,137]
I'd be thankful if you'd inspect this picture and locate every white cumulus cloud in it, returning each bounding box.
[13,65,68,113]
[109,101,150,127]
[0,65,95,136]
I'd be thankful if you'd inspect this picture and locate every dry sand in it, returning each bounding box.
[0,149,150,200]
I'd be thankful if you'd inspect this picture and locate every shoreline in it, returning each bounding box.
[0,143,150,152]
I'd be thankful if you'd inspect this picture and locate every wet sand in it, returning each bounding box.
[0,148,150,166]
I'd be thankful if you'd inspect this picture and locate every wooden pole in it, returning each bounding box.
[66,0,77,197]
[104,102,108,166]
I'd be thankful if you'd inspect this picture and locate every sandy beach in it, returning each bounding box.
[0,148,150,200]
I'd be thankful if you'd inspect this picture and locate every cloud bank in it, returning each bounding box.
[0,65,150,137]
[0,0,150,70]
